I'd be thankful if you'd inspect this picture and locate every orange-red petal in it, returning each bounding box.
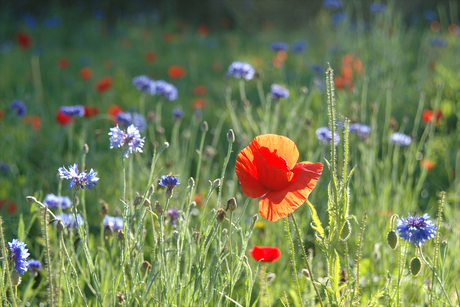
[254,147,292,191]
[251,134,299,169]
[259,162,323,222]
[235,144,270,198]
[249,245,281,263]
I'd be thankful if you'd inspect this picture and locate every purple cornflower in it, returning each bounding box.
[270,84,289,100]
[132,75,156,93]
[270,42,289,52]
[311,64,324,74]
[0,162,9,173]
[116,110,147,132]
[109,124,145,158]
[159,175,180,197]
[349,123,371,140]
[103,215,123,231]
[44,193,71,209]
[227,62,255,81]
[291,40,307,53]
[165,208,180,228]
[369,3,386,13]
[316,127,340,146]
[59,105,85,118]
[397,213,437,246]
[56,213,83,229]
[154,80,178,101]
[58,164,99,190]
[429,38,448,48]
[28,259,42,272]
[391,132,411,146]
[8,239,30,275]
[172,108,185,119]
[322,0,342,9]
[11,100,27,117]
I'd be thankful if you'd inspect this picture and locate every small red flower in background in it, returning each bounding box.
[57,58,70,69]
[335,75,344,89]
[422,109,442,125]
[197,24,209,37]
[0,200,17,214]
[145,51,157,64]
[353,58,364,75]
[95,76,113,93]
[235,134,322,222]
[194,193,204,208]
[421,159,435,171]
[16,32,32,50]
[192,85,207,96]
[0,108,3,121]
[108,104,124,123]
[84,106,99,118]
[23,115,42,130]
[79,67,93,80]
[192,99,206,110]
[249,246,281,262]
[56,109,72,126]
[168,65,187,79]
[163,32,174,43]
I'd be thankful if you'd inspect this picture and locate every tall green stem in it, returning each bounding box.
[284,217,304,307]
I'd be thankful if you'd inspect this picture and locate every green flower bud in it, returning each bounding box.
[387,230,398,250]
[410,257,422,276]
[340,220,351,241]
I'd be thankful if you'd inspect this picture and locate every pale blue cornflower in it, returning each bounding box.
[59,105,85,117]
[43,193,71,209]
[391,132,411,146]
[165,208,180,228]
[227,62,255,81]
[132,75,156,93]
[58,164,99,190]
[11,100,27,117]
[103,215,123,231]
[27,259,42,272]
[291,40,307,53]
[116,110,147,132]
[159,175,180,197]
[270,42,289,52]
[316,127,340,146]
[56,213,84,229]
[109,124,145,158]
[397,213,437,246]
[154,80,178,101]
[270,84,289,100]
[8,239,30,275]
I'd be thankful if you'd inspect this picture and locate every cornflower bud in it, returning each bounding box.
[104,225,113,239]
[11,270,21,286]
[99,199,109,216]
[154,201,163,215]
[134,195,143,207]
[56,219,65,232]
[82,143,89,154]
[188,177,195,188]
[213,179,221,189]
[216,208,226,223]
[226,197,237,212]
[143,198,151,207]
[201,121,209,132]
[117,229,124,242]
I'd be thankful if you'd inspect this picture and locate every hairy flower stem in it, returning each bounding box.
[194,125,207,192]
[263,266,271,306]
[228,211,234,296]
[217,140,233,209]
[395,241,408,307]
[284,217,304,307]
[355,212,367,306]
[239,79,246,102]
[0,216,17,307]
[42,206,55,306]
[291,213,324,307]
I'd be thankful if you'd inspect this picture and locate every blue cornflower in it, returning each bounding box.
[0,162,9,173]
[23,13,38,29]
[28,259,42,272]
[165,208,180,228]
[270,84,289,100]
[0,41,14,55]
[322,0,342,9]
[79,56,89,66]
[349,123,371,140]
[154,80,178,101]
[43,16,62,29]
[316,127,340,146]
[8,239,30,275]
[93,9,105,19]
[369,3,386,13]
[332,11,347,26]
[56,213,84,229]
[132,75,156,93]
[11,100,27,117]
[116,111,148,132]
[172,108,185,119]
[429,37,448,48]
[43,193,71,209]
[397,213,437,246]
[59,105,85,118]
[291,40,307,53]
[109,124,145,158]
[227,62,255,81]
[311,64,324,74]
[391,132,411,146]
[58,164,99,190]
[159,175,180,196]
[423,10,437,22]
[103,215,123,231]
[270,42,289,52]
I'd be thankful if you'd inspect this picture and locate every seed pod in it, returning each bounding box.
[410,257,422,276]
[227,129,235,143]
[134,195,143,207]
[216,208,226,223]
[56,219,65,232]
[201,121,209,133]
[154,201,163,214]
[226,197,237,212]
[143,199,151,207]
[387,230,398,250]
[340,220,351,241]
[140,260,152,274]
[302,269,310,278]
[99,199,109,216]
[117,229,124,242]
[212,179,221,189]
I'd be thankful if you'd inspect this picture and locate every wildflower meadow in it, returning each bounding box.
[1,1,460,306]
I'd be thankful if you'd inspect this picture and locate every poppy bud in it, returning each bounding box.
[226,197,237,212]
[143,199,151,207]
[56,219,65,232]
[302,269,310,278]
[134,195,143,207]
[26,196,37,203]
[266,273,276,282]
[387,230,398,250]
[339,220,351,241]
[216,208,226,223]
[212,179,221,189]
[149,184,155,195]
[104,225,113,239]
[11,270,21,286]
[99,200,109,216]
[410,257,422,276]
[188,177,195,187]
[140,260,152,273]
[227,129,235,143]
[117,229,124,242]
[154,201,163,214]
[201,121,208,133]
[82,143,89,154]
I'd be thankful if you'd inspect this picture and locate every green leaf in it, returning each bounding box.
[333,249,340,294]
[306,201,325,238]
[18,214,25,242]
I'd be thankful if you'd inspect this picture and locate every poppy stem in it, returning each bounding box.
[290,213,324,307]
[284,217,304,307]
[263,266,271,306]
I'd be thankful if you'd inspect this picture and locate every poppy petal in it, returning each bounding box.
[249,245,281,263]
[254,148,292,191]
[251,134,299,169]
[259,162,323,221]
[236,145,270,198]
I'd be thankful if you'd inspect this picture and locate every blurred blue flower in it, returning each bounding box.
[154,80,178,101]
[56,213,84,229]
[44,193,71,209]
[109,124,145,158]
[59,105,85,117]
[0,41,14,54]
[32,46,43,56]
[79,56,89,66]
[291,40,307,53]
[116,111,148,132]
[316,127,340,146]
[369,3,386,13]
[23,13,37,29]
[58,164,99,190]
[172,108,185,119]
[207,38,218,48]
[270,84,289,100]
[423,10,437,22]
[0,162,9,173]
[322,0,342,9]
[103,215,123,231]
[166,208,180,228]
[28,259,41,272]
[429,37,448,48]
[397,213,436,246]
[43,16,62,29]
[391,132,411,146]
[270,42,289,52]
[311,64,324,74]
[227,62,255,81]
[132,75,155,93]
[8,239,29,275]
[93,9,105,19]
[332,11,347,26]
[349,123,371,139]
[11,100,27,117]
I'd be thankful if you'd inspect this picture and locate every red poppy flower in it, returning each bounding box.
[192,99,206,110]
[197,24,209,37]
[235,134,322,222]
[192,85,207,96]
[421,159,435,171]
[249,245,281,263]
[353,58,364,75]
[57,58,70,69]
[422,109,442,125]
[56,109,72,126]
[108,104,124,123]
[341,66,353,80]
[7,201,17,214]
[145,51,157,64]
[0,108,3,121]
[95,76,113,93]
[79,67,93,80]
[23,115,42,130]
[168,65,187,79]
[16,32,32,50]
[194,193,204,208]
[84,106,99,118]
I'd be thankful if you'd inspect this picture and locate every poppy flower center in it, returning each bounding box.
[255,146,294,191]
